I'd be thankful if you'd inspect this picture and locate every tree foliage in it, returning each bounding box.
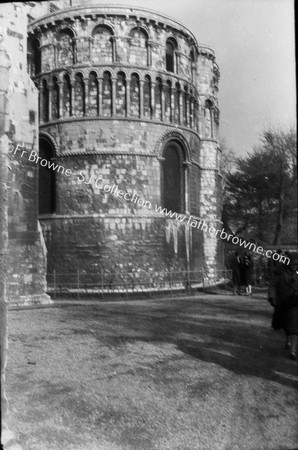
[222,126,297,245]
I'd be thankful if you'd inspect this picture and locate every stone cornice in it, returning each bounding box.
[28,4,213,54]
[39,116,202,140]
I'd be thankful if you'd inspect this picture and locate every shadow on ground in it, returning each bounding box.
[65,296,298,389]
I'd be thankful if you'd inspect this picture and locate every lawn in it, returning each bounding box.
[5,294,298,450]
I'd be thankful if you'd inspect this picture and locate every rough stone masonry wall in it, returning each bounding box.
[40,120,201,210]
[29,4,222,283]
[0,3,50,305]
[39,119,204,278]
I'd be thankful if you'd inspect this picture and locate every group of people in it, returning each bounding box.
[230,251,254,296]
[268,250,298,361]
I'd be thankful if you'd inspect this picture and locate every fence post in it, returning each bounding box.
[77,269,80,300]
[101,269,104,300]
[125,273,128,299]
[53,269,56,300]
[202,267,205,293]
[170,270,173,298]
[148,272,151,298]
[187,269,190,293]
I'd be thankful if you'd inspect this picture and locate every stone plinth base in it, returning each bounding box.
[8,293,53,308]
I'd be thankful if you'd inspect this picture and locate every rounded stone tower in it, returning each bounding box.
[27,4,221,286]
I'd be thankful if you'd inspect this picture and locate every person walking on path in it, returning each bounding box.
[243,251,254,295]
[230,251,242,295]
[267,249,284,306]
[272,254,298,360]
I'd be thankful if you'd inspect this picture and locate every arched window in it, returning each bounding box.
[116,72,126,116]
[143,75,151,119]
[193,100,198,131]
[39,137,56,215]
[166,38,177,73]
[57,29,74,66]
[92,25,113,64]
[52,76,60,119]
[213,107,220,138]
[190,48,196,82]
[74,73,85,117]
[89,72,99,116]
[28,38,41,76]
[129,28,148,66]
[41,79,49,123]
[204,99,213,138]
[155,77,162,121]
[162,141,185,213]
[130,73,140,117]
[102,71,112,117]
[62,73,72,117]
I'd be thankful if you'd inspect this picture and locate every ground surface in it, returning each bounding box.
[5,292,298,450]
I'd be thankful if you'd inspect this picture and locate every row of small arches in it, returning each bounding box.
[39,71,214,132]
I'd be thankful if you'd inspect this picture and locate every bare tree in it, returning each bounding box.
[222,126,297,245]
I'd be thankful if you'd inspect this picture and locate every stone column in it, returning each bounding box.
[140,80,144,119]
[151,81,155,120]
[126,81,130,117]
[189,96,193,128]
[161,82,164,121]
[83,77,89,116]
[111,77,116,116]
[70,81,75,117]
[170,87,175,123]
[178,89,183,126]
[147,41,154,67]
[185,92,189,127]
[98,77,103,116]
[48,82,52,122]
[199,140,219,278]
[57,81,63,119]
[39,85,44,123]
[210,107,214,138]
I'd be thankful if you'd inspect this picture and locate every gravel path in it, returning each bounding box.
[4,293,298,450]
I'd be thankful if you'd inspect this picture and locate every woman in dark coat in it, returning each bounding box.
[230,251,242,295]
[242,251,254,295]
[267,250,284,306]
[273,258,298,360]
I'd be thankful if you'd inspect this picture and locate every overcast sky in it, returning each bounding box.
[97,0,296,156]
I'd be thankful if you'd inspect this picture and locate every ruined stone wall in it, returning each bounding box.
[0,2,51,305]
